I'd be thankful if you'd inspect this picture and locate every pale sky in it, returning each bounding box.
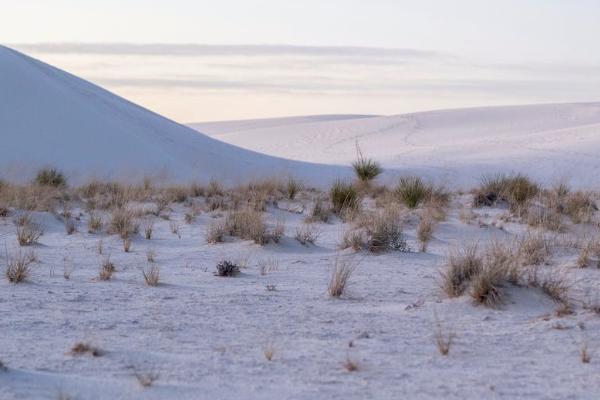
[3,0,600,122]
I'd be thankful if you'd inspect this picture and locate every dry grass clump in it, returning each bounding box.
[469,263,506,307]
[441,243,482,297]
[469,241,517,307]
[215,260,240,277]
[142,265,160,286]
[70,342,103,357]
[225,209,268,244]
[295,223,320,245]
[473,173,539,210]
[169,220,181,237]
[581,343,591,364]
[14,214,43,246]
[263,342,277,361]
[230,178,283,211]
[340,207,408,252]
[220,209,283,245]
[434,314,455,356]
[330,180,360,215]
[517,231,552,266]
[34,168,66,188]
[108,208,138,239]
[417,213,435,252]
[526,267,570,306]
[562,191,597,223]
[135,371,159,387]
[98,258,116,281]
[328,257,356,298]
[123,237,132,252]
[341,228,367,251]
[64,217,76,235]
[146,248,156,263]
[87,212,103,233]
[206,219,227,243]
[577,238,600,268]
[540,184,598,224]
[142,218,154,240]
[525,205,564,232]
[258,257,279,275]
[366,208,408,252]
[306,198,331,223]
[342,355,359,372]
[4,249,36,283]
[286,177,302,200]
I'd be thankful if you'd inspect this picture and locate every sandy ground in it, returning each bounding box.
[1,194,599,400]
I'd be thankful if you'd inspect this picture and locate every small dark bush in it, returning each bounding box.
[34,168,66,187]
[215,260,240,277]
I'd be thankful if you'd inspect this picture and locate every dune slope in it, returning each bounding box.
[192,103,600,187]
[0,45,345,184]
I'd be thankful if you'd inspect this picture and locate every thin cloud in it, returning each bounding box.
[12,42,449,60]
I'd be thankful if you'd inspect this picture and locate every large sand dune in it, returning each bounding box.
[0,45,344,184]
[193,103,600,188]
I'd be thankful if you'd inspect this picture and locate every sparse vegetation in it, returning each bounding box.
[70,342,102,357]
[517,231,552,266]
[581,343,591,364]
[142,265,160,286]
[263,341,276,361]
[98,257,115,281]
[4,249,36,283]
[342,355,359,372]
[88,212,103,233]
[434,314,455,356]
[135,371,159,387]
[441,243,482,297]
[295,223,320,245]
[306,198,331,223]
[474,173,539,210]
[109,208,138,239]
[417,213,435,252]
[344,207,408,252]
[328,257,356,298]
[330,180,359,215]
[286,177,301,200]
[206,218,227,243]
[15,214,43,246]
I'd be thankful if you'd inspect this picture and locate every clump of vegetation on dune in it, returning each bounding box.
[352,144,382,183]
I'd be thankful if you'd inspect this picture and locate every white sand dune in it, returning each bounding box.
[192,103,600,188]
[0,45,346,184]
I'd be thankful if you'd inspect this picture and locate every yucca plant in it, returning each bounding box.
[352,144,382,182]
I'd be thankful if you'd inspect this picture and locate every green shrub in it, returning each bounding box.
[474,173,538,209]
[352,158,382,182]
[395,176,429,209]
[330,180,359,214]
[34,168,66,187]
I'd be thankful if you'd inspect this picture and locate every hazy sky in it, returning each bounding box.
[4,0,600,121]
